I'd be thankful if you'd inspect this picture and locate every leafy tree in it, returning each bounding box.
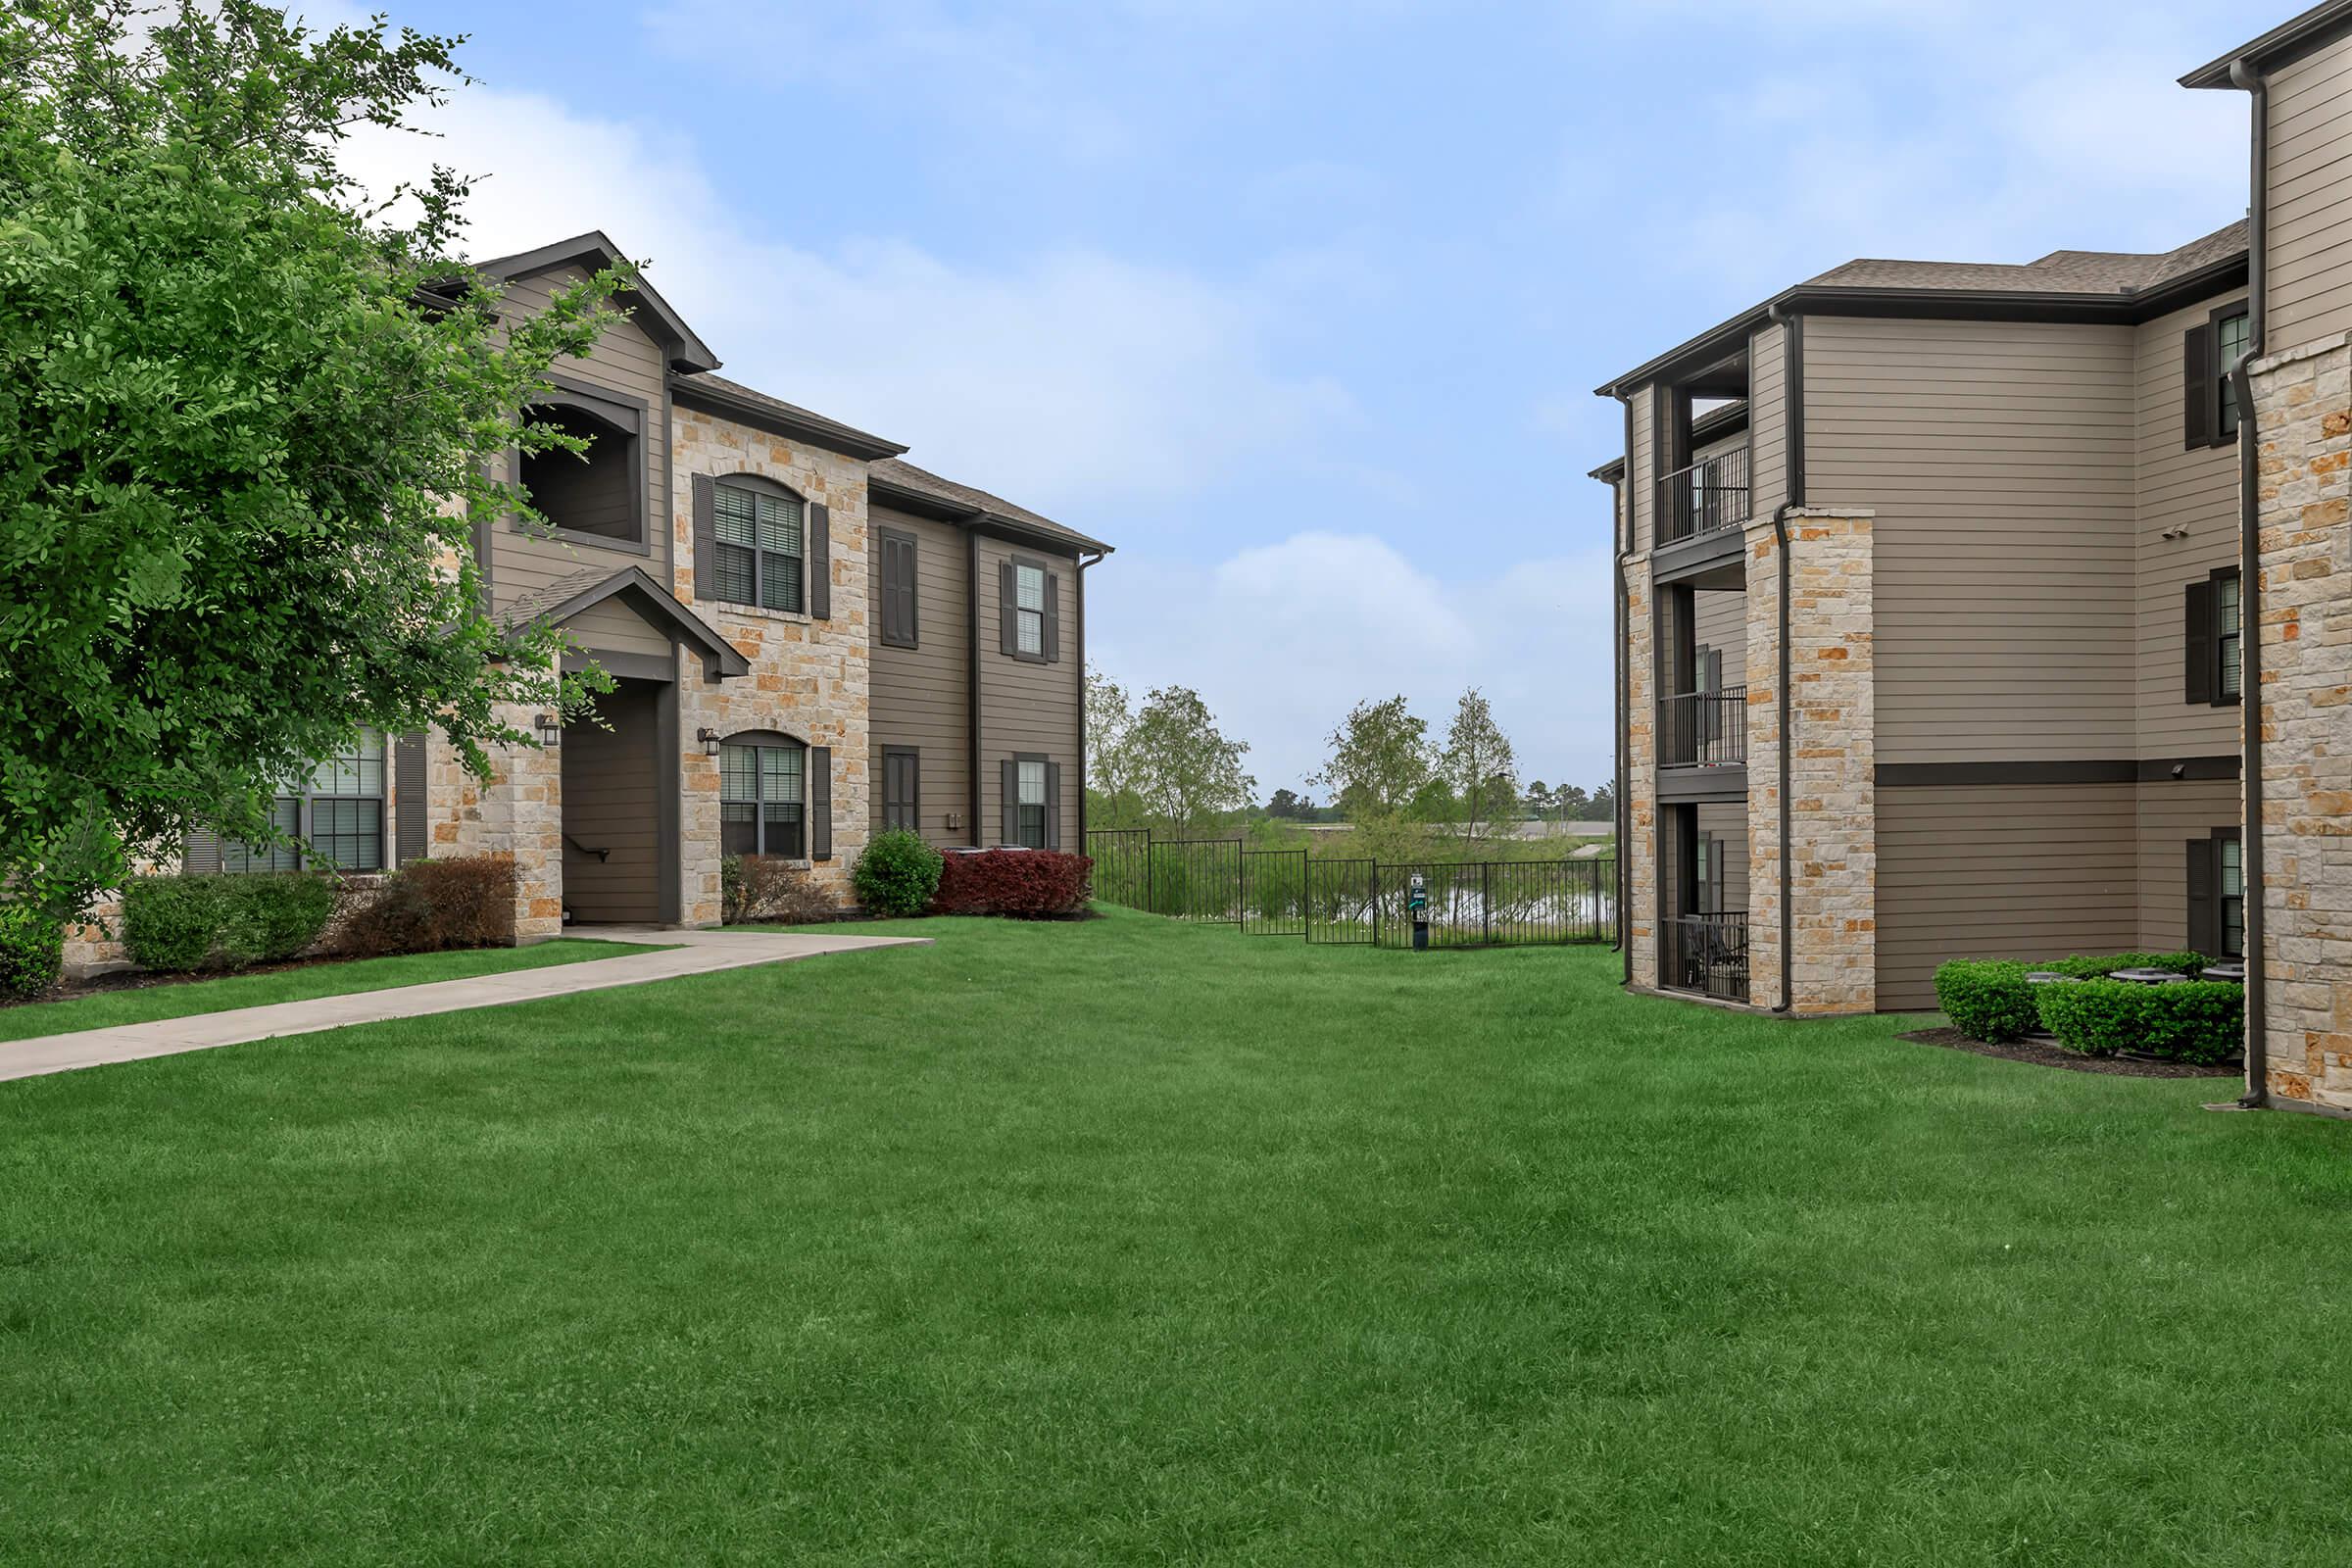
[1266,787,1303,820]
[2,0,625,915]
[1309,696,1430,821]
[1552,783,1591,820]
[1084,664,1143,827]
[1438,688,1518,842]
[1524,780,1553,819]
[1582,781,1616,822]
[1126,686,1255,833]
[1407,775,1456,826]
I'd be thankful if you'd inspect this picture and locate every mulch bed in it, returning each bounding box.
[0,950,405,1011]
[1897,1026,2240,1079]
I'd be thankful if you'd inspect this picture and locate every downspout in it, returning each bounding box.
[1078,550,1102,846]
[1616,392,1634,978]
[1767,303,1805,1014]
[2230,58,2271,1106]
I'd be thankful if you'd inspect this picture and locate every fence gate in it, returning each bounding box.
[1241,849,1308,937]
[1304,858,1377,946]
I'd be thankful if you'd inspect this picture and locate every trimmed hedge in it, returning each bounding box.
[2036,979,2244,1063]
[121,873,339,973]
[2037,952,2209,981]
[1933,960,2040,1043]
[931,849,1093,919]
[0,904,65,1001]
[853,830,944,918]
[719,856,831,925]
[338,856,517,956]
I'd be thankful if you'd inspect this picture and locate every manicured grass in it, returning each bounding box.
[0,938,667,1042]
[3,908,2349,1564]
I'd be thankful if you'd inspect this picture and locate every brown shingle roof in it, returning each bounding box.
[871,458,1111,555]
[1803,220,2248,297]
[670,372,907,461]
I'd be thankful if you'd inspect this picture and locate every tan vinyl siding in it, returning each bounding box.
[867,506,972,847]
[1748,319,1788,519]
[1630,386,1655,556]
[975,536,1081,844]
[2134,778,2240,955]
[2265,31,2352,349]
[560,681,662,923]
[1692,588,1746,690]
[1695,801,1748,911]
[2132,289,2248,758]
[489,265,672,610]
[1806,316,2138,765]
[563,597,675,662]
[1877,784,2139,1011]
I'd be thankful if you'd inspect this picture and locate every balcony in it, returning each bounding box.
[1668,911,1749,1003]
[1655,447,1750,546]
[1658,686,1747,768]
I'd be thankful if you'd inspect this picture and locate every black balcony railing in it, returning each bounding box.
[1658,685,1748,769]
[1655,447,1750,545]
[1669,911,1749,1003]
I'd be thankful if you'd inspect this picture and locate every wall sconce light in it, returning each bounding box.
[698,727,722,758]
[534,712,562,747]
[2161,525,2191,541]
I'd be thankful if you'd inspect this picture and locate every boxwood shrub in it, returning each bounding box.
[0,904,65,1002]
[122,873,337,973]
[853,829,944,918]
[1933,959,2040,1043]
[2035,979,2244,1063]
[2038,952,2209,981]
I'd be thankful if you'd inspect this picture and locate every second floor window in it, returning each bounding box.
[1015,564,1046,657]
[720,738,806,858]
[2184,567,2243,708]
[2217,308,2251,439]
[713,482,805,613]
[2185,304,2252,450]
[2218,570,2242,701]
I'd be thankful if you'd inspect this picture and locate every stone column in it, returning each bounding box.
[1745,508,1877,1015]
[434,699,564,945]
[1624,553,1659,989]
[2246,334,2352,1113]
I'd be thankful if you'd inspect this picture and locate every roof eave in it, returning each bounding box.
[475,229,721,374]
[668,375,910,463]
[2181,0,2352,86]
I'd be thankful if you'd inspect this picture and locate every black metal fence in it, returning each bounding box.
[1668,911,1749,1002]
[1659,684,1749,768]
[1084,828,1617,952]
[1655,447,1750,544]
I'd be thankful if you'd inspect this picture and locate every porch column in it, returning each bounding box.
[1624,551,1660,989]
[430,697,564,945]
[2246,334,2352,1112]
[1744,507,1877,1015]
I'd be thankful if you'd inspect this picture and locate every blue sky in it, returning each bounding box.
[347,0,2261,797]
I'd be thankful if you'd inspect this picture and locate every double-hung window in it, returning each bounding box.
[1014,563,1046,658]
[2216,308,2252,441]
[2220,833,2245,958]
[2189,827,2245,960]
[720,738,807,858]
[2186,304,2252,449]
[2217,570,2242,702]
[197,733,386,873]
[2185,567,2243,708]
[1015,759,1048,850]
[712,481,805,613]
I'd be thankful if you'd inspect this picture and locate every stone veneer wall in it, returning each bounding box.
[1743,508,1877,1015]
[1623,553,1659,989]
[431,699,564,943]
[670,408,872,924]
[2247,334,2352,1113]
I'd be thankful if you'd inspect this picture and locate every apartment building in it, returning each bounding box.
[72,230,1108,966]
[1593,2,2352,1115]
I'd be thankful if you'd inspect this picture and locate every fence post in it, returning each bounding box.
[1482,861,1493,946]
[1372,860,1381,948]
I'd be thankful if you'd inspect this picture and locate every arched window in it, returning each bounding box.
[719,730,808,858]
[710,476,806,612]
[519,389,645,545]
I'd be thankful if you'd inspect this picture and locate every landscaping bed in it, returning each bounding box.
[1897,1024,2238,1079]
[1935,951,2242,1065]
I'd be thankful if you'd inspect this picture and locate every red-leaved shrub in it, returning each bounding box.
[337,855,518,956]
[930,849,1092,918]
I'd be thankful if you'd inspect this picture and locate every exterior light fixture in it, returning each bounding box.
[698,727,722,758]
[534,712,562,747]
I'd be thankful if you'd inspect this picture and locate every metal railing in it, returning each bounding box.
[1655,447,1750,545]
[1658,684,1748,768]
[1668,911,1749,1003]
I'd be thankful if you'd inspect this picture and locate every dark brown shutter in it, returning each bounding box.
[394,730,428,865]
[182,828,221,875]
[2185,837,2217,956]
[808,504,830,619]
[2183,325,2213,450]
[1043,571,1061,662]
[1001,759,1018,845]
[999,560,1018,656]
[883,534,917,646]
[2184,579,2216,705]
[691,474,715,602]
[810,746,832,860]
[1045,761,1061,850]
[902,751,920,831]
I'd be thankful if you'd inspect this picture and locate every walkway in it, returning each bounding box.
[0,927,929,1084]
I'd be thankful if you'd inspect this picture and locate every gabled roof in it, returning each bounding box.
[501,564,750,679]
[474,231,721,374]
[668,371,909,463]
[2182,1,2352,87]
[869,458,1112,556]
[1801,220,2250,296]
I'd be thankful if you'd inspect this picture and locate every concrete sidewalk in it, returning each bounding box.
[0,927,929,1084]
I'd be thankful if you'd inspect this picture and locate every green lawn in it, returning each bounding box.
[3,908,2348,1564]
[0,937,667,1042]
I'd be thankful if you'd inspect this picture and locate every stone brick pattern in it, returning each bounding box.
[1623,555,1658,989]
[1745,509,1877,1015]
[431,701,563,943]
[670,409,872,923]
[2248,334,2352,1112]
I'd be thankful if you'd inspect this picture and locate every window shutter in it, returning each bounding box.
[884,534,917,647]
[1695,644,1716,742]
[2183,579,2216,705]
[1000,560,1018,657]
[808,504,831,619]
[691,474,715,602]
[394,730,428,865]
[903,751,920,831]
[1001,759,1018,845]
[182,828,221,875]
[2185,837,2217,956]
[1043,571,1061,662]
[2183,325,2213,450]
[1046,761,1062,850]
[810,746,832,860]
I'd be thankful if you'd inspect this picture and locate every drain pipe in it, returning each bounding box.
[1615,393,1634,978]
[1767,305,1804,1014]
[2230,58,2272,1106]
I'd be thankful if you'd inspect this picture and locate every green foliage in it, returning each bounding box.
[1933,960,2040,1044]
[1125,685,1256,834]
[2038,953,2210,981]
[2036,980,2245,1063]
[121,873,336,972]
[0,904,65,1001]
[854,831,945,918]
[1437,687,1518,841]
[1311,695,1431,821]
[1,0,623,917]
